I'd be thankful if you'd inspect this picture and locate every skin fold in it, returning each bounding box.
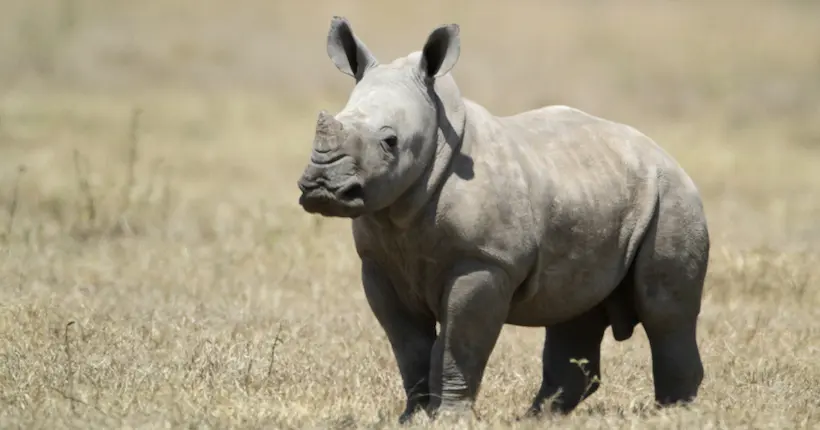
[297,16,710,424]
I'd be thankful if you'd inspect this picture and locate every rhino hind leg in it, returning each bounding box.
[631,193,709,407]
[527,305,609,417]
[643,321,703,406]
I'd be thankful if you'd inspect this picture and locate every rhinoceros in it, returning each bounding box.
[297,16,710,423]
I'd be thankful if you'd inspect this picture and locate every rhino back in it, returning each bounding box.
[434,102,697,325]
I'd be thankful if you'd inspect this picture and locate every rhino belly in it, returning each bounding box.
[504,250,628,327]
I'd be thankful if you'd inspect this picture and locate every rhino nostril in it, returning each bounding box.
[337,182,364,201]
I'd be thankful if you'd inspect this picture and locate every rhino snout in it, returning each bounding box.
[297,158,366,218]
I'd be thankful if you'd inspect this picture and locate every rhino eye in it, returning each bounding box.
[382,136,398,148]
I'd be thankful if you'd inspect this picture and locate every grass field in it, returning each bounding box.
[1,1,820,428]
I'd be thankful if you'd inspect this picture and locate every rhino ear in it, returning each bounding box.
[419,24,461,80]
[327,16,378,81]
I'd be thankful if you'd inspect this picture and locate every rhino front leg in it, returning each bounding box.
[427,261,512,420]
[361,259,437,424]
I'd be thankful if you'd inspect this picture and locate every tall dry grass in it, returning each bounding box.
[1,1,819,428]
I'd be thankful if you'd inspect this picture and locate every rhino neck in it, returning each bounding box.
[385,74,467,229]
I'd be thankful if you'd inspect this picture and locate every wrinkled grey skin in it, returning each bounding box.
[297,16,710,424]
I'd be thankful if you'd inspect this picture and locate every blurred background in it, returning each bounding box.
[1,0,819,248]
[0,0,820,250]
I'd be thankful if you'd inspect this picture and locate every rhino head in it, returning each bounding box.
[297,16,463,220]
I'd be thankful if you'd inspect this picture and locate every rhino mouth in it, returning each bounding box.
[298,178,366,218]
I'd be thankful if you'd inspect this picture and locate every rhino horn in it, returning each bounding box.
[314,110,345,153]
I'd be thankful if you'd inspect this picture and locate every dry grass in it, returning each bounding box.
[1,1,820,428]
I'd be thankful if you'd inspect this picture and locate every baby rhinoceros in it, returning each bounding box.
[297,16,710,424]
